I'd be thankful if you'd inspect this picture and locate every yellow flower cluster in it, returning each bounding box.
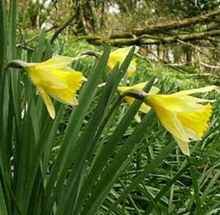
[10,46,217,156]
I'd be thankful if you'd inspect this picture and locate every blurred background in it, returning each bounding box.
[15,0,220,82]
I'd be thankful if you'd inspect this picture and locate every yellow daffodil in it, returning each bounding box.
[8,55,84,119]
[118,82,159,122]
[144,86,216,156]
[108,46,139,77]
[82,46,138,77]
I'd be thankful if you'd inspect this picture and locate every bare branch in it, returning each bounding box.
[16,25,57,48]
[50,14,76,44]
[76,29,220,46]
[132,8,220,35]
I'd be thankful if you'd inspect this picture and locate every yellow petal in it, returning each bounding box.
[134,114,141,123]
[111,46,139,56]
[146,94,205,113]
[173,136,190,156]
[139,103,151,113]
[37,87,55,119]
[118,83,159,95]
[40,55,74,69]
[108,46,139,77]
[68,97,78,106]
[174,86,217,96]
[26,55,84,89]
[123,96,135,105]
[26,66,70,88]
[127,59,137,77]
[147,104,189,142]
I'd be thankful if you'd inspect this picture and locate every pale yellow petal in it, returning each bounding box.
[173,136,190,156]
[19,56,84,118]
[149,86,160,95]
[174,86,217,96]
[145,95,211,141]
[139,104,151,113]
[118,83,159,94]
[40,55,74,69]
[111,46,139,56]
[82,76,88,82]
[128,82,147,90]
[108,46,139,76]
[124,95,151,113]
[124,96,135,105]
[145,94,205,113]
[38,87,55,119]
[98,82,107,87]
[149,104,189,142]
[68,97,78,106]
[134,114,141,123]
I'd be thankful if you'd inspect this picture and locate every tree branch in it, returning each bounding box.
[76,29,220,46]
[132,8,220,36]
[50,14,76,44]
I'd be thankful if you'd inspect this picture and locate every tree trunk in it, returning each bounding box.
[185,46,193,66]
[73,0,96,34]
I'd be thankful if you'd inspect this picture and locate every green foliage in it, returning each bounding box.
[170,0,220,18]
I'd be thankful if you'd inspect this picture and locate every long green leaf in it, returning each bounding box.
[76,77,155,214]
[0,185,8,215]
[81,110,155,215]
[56,62,122,215]
[188,157,202,215]
[9,0,21,126]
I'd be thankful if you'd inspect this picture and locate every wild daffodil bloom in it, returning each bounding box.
[108,46,139,77]
[118,82,159,122]
[8,55,84,119]
[82,46,138,77]
[144,86,216,156]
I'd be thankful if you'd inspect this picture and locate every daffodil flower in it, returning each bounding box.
[8,55,85,119]
[82,46,139,77]
[108,46,139,77]
[118,82,159,122]
[144,86,217,156]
